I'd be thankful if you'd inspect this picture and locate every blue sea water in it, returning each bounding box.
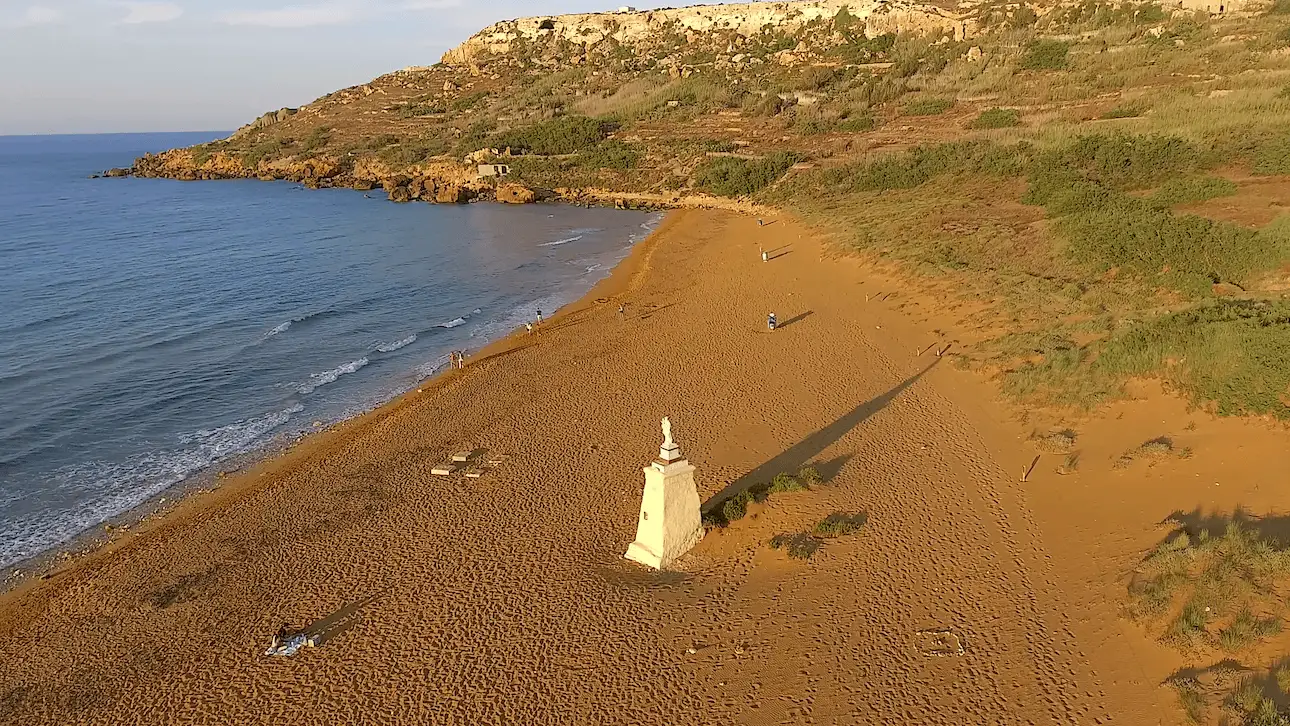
[0,132,660,569]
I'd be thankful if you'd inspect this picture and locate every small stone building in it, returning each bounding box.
[478,164,510,178]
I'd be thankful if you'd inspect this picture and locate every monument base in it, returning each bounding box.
[625,458,703,570]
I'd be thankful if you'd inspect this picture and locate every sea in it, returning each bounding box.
[0,132,661,570]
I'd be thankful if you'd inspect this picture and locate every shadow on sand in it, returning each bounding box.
[776,311,813,329]
[1161,508,1290,548]
[298,592,385,647]
[702,359,939,514]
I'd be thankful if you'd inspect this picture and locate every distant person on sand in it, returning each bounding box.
[526,323,533,335]
[768,312,777,331]
[273,623,291,649]
[761,247,768,262]
[536,309,543,325]
[757,218,764,227]
[618,303,625,318]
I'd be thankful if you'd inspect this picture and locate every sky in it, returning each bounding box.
[0,0,730,135]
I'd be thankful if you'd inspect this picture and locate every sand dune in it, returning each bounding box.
[10,209,1286,724]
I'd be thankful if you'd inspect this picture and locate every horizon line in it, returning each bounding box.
[0,130,233,139]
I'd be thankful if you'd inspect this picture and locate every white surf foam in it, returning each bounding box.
[376,334,416,353]
[298,357,369,395]
[539,235,584,247]
[0,403,303,569]
[264,320,292,338]
[439,317,467,329]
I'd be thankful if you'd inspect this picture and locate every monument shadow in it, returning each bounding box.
[702,359,939,514]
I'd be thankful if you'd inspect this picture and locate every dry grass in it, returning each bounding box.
[1127,522,1290,654]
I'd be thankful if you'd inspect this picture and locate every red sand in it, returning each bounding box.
[3,209,1288,724]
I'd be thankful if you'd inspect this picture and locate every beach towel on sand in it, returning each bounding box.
[264,633,313,657]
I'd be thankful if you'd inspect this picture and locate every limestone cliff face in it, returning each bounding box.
[441,0,971,66]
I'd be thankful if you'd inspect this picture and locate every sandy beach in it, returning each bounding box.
[5,208,1290,725]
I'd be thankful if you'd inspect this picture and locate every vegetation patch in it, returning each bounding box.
[1127,521,1290,653]
[769,532,821,559]
[703,467,819,528]
[1100,104,1144,120]
[490,116,618,155]
[813,512,868,538]
[574,140,641,170]
[904,97,954,116]
[696,150,800,197]
[769,510,866,561]
[1147,176,1238,207]
[968,108,1022,129]
[1018,39,1071,70]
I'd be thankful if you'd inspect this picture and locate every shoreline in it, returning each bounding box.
[1,203,668,593]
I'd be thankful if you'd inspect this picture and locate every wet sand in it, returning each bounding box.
[4,209,1289,724]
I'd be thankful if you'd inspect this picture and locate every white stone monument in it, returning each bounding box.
[625,417,704,569]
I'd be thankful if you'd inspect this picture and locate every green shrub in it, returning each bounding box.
[812,140,1029,193]
[769,532,821,559]
[574,140,640,170]
[450,91,490,112]
[904,98,953,116]
[969,108,1022,129]
[836,115,877,133]
[792,112,837,135]
[702,139,739,153]
[796,466,823,487]
[1055,194,1273,290]
[721,490,754,524]
[1136,4,1168,23]
[1100,105,1143,120]
[1095,300,1290,417]
[1024,133,1202,204]
[1019,39,1070,70]
[1268,0,1290,14]
[379,137,449,166]
[767,472,808,494]
[300,126,332,153]
[814,512,867,537]
[1254,138,1290,175]
[241,138,287,169]
[361,134,400,150]
[696,150,800,197]
[1148,176,1238,207]
[396,101,446,117]
[490,116,617,155]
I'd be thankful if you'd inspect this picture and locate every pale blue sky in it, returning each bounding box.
[0,1,728,134]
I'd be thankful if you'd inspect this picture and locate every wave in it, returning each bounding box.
[539,235,584,247]
[299,357,368,395]
[0,403,303,569]
[375,334,416,353]
[264,320,292,338]
[439,317,467,329]
[262,309,336,341]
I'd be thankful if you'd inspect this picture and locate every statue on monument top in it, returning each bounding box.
[659,416,681,462]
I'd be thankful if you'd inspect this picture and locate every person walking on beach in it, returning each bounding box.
[761,247,768,262]
[536,309,543,325]
[618,303,625,318]
[526,322,534,335]
[768,312,777,331]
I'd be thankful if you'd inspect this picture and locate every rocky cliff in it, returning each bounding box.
[442,0,972,66]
